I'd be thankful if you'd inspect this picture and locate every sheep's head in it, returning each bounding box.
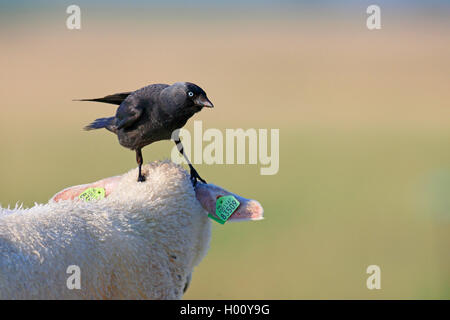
[52,161,264,223]
[3,161,263,300]
[50,161,263,298]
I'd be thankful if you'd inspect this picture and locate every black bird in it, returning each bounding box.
[79,82,213,184]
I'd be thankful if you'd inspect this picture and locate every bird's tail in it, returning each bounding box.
[84,117,116,132]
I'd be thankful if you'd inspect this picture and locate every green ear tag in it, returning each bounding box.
[210,195,240,224]
[79,187,106,202]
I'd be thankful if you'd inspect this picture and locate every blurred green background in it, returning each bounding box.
[0,1,449,299]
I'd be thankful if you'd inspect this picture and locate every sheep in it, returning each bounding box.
[0,160,263,299]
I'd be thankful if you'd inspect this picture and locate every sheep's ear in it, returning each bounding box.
[194,183,264,222]
[51,176,121,202]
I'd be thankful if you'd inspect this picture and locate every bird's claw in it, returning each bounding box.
[190,169,206,187]
[137,174,146,183]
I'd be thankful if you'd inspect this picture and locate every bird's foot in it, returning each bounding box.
[190,168,206,187]
[137,174,146,183]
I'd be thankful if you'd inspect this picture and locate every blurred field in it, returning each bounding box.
[0,3,449,299]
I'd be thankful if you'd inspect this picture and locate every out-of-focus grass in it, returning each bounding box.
[184,127,450,299]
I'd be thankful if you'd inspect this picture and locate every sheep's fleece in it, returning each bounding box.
[0,161,233,299]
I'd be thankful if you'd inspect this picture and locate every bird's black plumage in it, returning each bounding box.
[80,82,214,183]
[76,92,132,105]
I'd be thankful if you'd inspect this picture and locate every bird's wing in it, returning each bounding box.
[75,92,132,105]
[114,84,170,130]
[115,94,145,130]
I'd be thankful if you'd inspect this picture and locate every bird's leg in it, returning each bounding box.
[174,139,206,186]
[136,148,146,182]
[188,164,207,186]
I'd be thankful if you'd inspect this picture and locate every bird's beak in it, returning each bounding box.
[195,96,214,108]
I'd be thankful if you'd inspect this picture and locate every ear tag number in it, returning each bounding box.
[209,195,240,224]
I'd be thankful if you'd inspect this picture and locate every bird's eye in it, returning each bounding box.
[188,91,194,97]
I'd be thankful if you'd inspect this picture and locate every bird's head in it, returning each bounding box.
[161,82,213,114]
[182,82,214,110]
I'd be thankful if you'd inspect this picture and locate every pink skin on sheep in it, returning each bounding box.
[52,177,263,222]
[194,183,264,222]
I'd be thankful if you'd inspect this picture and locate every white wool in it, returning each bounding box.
[0,161,211,299]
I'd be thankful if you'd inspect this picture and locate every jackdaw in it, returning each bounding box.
[79,82,213,184]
